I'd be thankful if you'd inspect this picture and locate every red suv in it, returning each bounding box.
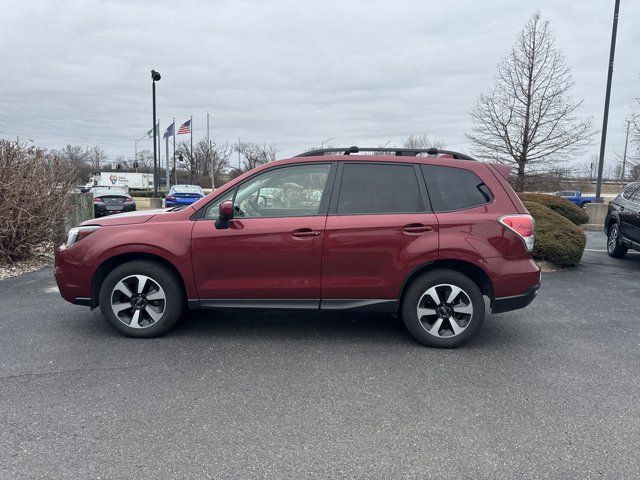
[55,147,540,347]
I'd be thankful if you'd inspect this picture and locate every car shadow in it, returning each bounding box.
[158,308,524,350]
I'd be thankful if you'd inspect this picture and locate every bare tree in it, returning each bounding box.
[234,142,277,173]
[195,141,232,188]
[88,146,106,171]
[135,149,153,172]
[176,142,198,182]
[51,144,91,180]
[402,134,445,150]
[467,11,594,191]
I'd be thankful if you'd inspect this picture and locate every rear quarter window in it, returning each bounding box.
[421,165,493,212]
[621,185,639,200]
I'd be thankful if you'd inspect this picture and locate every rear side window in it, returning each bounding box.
[421,165,493,212]
[337,163,422,214]
[622,185,639,200]
[629,187,640,202]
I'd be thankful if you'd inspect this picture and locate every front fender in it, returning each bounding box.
[87,222,197,299]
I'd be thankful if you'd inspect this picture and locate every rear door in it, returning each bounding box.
[321,162,438,306]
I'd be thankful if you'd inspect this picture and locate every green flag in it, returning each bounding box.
[146,121,159,139]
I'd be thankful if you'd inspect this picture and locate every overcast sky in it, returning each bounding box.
[1,0,638,167]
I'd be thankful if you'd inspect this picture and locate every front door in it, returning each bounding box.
[191,163,334,304]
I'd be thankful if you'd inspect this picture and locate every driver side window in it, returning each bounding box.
[206,163,331,219]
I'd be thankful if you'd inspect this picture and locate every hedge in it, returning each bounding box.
[517,193,589,226]
[523,200,586,268]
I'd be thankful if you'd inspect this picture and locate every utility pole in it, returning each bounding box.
[621,119,630,186]
[595,0,621,202]
[238,137,241,170]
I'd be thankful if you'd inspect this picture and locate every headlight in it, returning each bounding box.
[66,226,100,247]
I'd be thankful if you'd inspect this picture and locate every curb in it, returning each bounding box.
[581,224,604,232]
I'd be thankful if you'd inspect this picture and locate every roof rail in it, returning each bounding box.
[295,146,475,161]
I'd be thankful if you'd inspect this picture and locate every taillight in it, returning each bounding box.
[166,195,176,201]
[125,196,133,202]
[93,197,102,203]
[499,214,535,252]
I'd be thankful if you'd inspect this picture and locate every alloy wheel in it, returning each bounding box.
[608,225,618,254]
[416,283,474,337]
[110,275,166,329]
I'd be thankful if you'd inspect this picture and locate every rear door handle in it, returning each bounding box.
[402,223,433,234]
[291,228,320,238]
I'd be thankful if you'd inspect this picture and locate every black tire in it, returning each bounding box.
[607,223,627,259]
[99,260,185,337]
[401,269,485,348]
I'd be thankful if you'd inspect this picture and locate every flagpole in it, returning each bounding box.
[173,117,176,186]
[190,115,193,183]
[165,133,169,192]
[210,113,214,189]
[157,119,161,191]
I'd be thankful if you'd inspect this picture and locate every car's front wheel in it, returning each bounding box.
[99,260,185,337]
[401,269,485,348]
[607,223,628,258]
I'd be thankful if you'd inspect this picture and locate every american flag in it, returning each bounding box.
[177,119,191,135]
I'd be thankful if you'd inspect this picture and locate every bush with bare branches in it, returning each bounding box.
[0,139,76,262]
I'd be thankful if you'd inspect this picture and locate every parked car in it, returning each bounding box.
[604,182,640,258]
[55,146,540,348]
[91,186,136,217]
[553,190,595,208]
[164,185,205,207]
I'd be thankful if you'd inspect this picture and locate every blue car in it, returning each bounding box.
[164,185,205,207]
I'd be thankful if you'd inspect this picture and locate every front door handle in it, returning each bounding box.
[291,228,320,238]
[402,223,433,234]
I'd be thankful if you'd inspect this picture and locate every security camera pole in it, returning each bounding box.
[151,69,161,198]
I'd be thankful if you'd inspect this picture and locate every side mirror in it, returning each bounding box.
[215,200,234,229]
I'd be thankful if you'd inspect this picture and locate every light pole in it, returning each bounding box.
[595,0,621,202]
[321,137,335,148]
[151,69,161,197]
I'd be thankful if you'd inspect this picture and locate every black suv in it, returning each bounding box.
[605,182,640,258]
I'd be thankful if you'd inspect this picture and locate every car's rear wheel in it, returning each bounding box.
[99,260,185,337]
[607,223,627,258]
[401,269,485,348]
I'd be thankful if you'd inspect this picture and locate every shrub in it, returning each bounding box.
[523,200,586,268]
[517,193,589,225]
[0,140,76,263]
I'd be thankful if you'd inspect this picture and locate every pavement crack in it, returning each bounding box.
[0,364,152,382]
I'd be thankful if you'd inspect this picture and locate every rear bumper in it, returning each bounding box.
[94,203,136,217]
[166,200,198,207]
[491,284,540,314]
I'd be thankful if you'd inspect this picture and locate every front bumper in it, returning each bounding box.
[54,245,94,305]
[491,284,540,314]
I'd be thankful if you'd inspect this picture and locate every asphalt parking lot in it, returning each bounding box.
[1,231,639,479]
